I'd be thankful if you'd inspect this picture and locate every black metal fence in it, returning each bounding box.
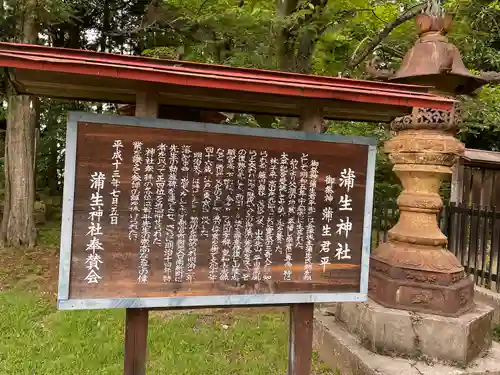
[372,200,500,292]
[371,198,399,248]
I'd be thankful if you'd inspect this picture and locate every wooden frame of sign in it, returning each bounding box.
[58,104,376,374]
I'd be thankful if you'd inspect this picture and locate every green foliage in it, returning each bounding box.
[141,0,275,68]
[0,0,76,42]
[447,0,500,71]
[36,99,88,194]
[314,1,418,76]
[494,324,500,342]
[443,0,500,151]
[459,85,500,150]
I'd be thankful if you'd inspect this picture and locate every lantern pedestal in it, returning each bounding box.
[366,111,475,316]
[314,300,500,375]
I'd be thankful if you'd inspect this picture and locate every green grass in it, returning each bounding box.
[0,221,335,375]
[0,290,333,374]
[493,325,500,342]
[37,220,62,249]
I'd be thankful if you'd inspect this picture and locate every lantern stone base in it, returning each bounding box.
[314,299,496,374]
[369,240,475,317]
[369,265,475,317]
[314,310,500,375]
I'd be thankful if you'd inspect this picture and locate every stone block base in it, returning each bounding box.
[474,285,500,327]
[328,299,492,366]
[314,308,500,375]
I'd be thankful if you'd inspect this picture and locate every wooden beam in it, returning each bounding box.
[15,70,411,122]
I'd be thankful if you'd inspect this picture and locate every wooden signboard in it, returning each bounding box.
[57,112,376,310]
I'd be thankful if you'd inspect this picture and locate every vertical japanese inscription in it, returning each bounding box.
[298,154,311,280]
[243,150,257,281]
[163,145,178,283]
[232,149,246,281]
[128,141,142,241]
[253,151,267,281]
[138,148,155,283]
[110,140,123,225]
[320,175,336,272]
[174,146,191,282]
[284,158,298,281]
[201,147,214,238]
[263,157,278,280]
[186,151,203,282]
[214,148,229,281]
[335,168,355,261]
[221,149,236,281]
[305,159,319,277]
[85,172,106,284]
[153,144,167,247]
[276,153,288,263]
[204,147,220,281]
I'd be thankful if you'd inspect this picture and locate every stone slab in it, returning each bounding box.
[328,299,492,366]
[314,309,500,375]
[474,286,500,327]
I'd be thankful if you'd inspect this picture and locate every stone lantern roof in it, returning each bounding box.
[390,13,488,95]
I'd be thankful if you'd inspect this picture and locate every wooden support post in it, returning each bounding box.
[288,304,314,375]
[123,91,159,375]
[287,105,323,375]
[124,309,150,375]
[299,106,323,133]
[135,91,159,118]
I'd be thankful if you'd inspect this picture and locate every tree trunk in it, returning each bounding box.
[1,0,38,247]
[2,85,37,247]
[295,32,315,74]
[100,0,110,52]
[276,0,327,73]
[275,0,327,129]
[276,0,299,71]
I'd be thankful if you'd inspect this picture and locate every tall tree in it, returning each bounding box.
[1,0,74,246]
[2,0,38,247]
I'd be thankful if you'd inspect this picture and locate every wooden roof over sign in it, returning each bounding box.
[462,148,500,169]
[0,42,455,122]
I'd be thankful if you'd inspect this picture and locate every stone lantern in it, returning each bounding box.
[315,12,500,372]
[368,13,488,316]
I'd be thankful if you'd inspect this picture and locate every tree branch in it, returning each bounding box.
[196,0,212,16]
[379,44,404,58]
[105,0,164,37]
[318,9,371,36]
[371,9,388,24]
[348,2,427,68]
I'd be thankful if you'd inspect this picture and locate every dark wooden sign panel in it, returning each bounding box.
[58,112,376,310]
